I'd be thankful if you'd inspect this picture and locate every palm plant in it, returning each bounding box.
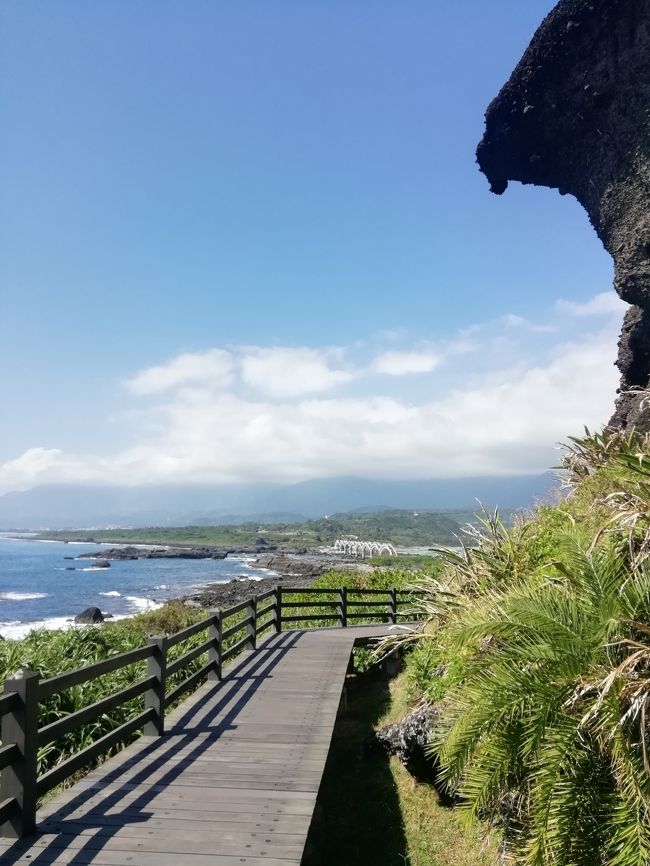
[432,532,650,866]
[558,428,647,488]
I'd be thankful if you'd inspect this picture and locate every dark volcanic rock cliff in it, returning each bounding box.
[477,0,650,429]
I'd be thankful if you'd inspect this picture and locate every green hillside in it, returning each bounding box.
[36,508,467,548]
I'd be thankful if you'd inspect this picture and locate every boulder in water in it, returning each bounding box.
[75,607,104,624]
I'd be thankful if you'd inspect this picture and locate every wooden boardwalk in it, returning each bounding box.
[0,625,397,866]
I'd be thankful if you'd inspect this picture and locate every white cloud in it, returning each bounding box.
[0,448,111,491]
[555,291,627,318]
[501,313,555,333]
[240,347,353,397]
[0,448,64,484]
[0,293,626,494]
[0,325,621,494]
[502,313,528,328]
[372,350,441,375]
[125,349,234,395]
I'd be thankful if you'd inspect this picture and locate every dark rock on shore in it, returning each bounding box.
[75,606,105,624]
[181,573,319,611]
[79,546,228,561]
[93,559,111,569]
[477,0,650,430]
[252,553,329,578]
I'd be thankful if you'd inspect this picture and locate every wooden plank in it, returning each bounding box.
[27,830,306,859]
[2,848,301,866]
[41,813,312,835]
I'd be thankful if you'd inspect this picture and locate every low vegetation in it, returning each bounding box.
[368,553,443,568]
[390,430,650,866]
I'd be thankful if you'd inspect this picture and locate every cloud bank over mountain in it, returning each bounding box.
[0,293,624,494]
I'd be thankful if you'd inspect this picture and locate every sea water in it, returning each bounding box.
[0,535,275,639]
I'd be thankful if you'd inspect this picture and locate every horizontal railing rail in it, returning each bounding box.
[38,643,155,699]
[0,583,420,840]
[278,585,420,627]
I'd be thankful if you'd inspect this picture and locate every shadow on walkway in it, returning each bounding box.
[0,629,303,865]
[301,667,408,866]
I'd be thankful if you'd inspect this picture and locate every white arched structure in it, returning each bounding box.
[333,538,397,559]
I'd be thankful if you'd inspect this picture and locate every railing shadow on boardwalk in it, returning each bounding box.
[302,669,408,866]
[0,629,303,865]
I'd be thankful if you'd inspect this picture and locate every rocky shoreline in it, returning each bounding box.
[67,549,358,623]
[179,552,355,610]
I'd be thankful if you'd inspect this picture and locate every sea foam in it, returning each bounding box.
[0,591,48,601]
[0,616,72,640]
[125,596,163,613]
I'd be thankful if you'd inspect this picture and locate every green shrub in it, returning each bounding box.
[393,430,650,866]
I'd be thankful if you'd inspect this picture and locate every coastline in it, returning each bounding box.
[0,541,356,641]
[2,532,439,641]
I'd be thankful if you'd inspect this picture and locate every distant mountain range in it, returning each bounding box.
[0,474,557,530]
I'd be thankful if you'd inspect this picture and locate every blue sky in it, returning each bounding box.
[0,1,621,493]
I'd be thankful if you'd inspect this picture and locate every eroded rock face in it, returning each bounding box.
[477,0,650,429]
[372,699,440,783]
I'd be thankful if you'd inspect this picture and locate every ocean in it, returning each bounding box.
[0,535,275,639]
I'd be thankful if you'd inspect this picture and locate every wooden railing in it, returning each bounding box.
[0,585,417,839]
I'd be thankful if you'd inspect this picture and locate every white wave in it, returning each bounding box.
[0,616,73,640]
[82,567,111,572]
[0,591,48,601]
[153,584,168,591]
[99,591,121,597]
[124,595,163,613]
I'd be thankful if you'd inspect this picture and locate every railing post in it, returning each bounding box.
[247,596,258,650]
[0,669,39,839]
[389,588,397,624]
[144,636,167,736]
[338,587,348,628]
[275,586,283,633]
[208,610,222,681]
